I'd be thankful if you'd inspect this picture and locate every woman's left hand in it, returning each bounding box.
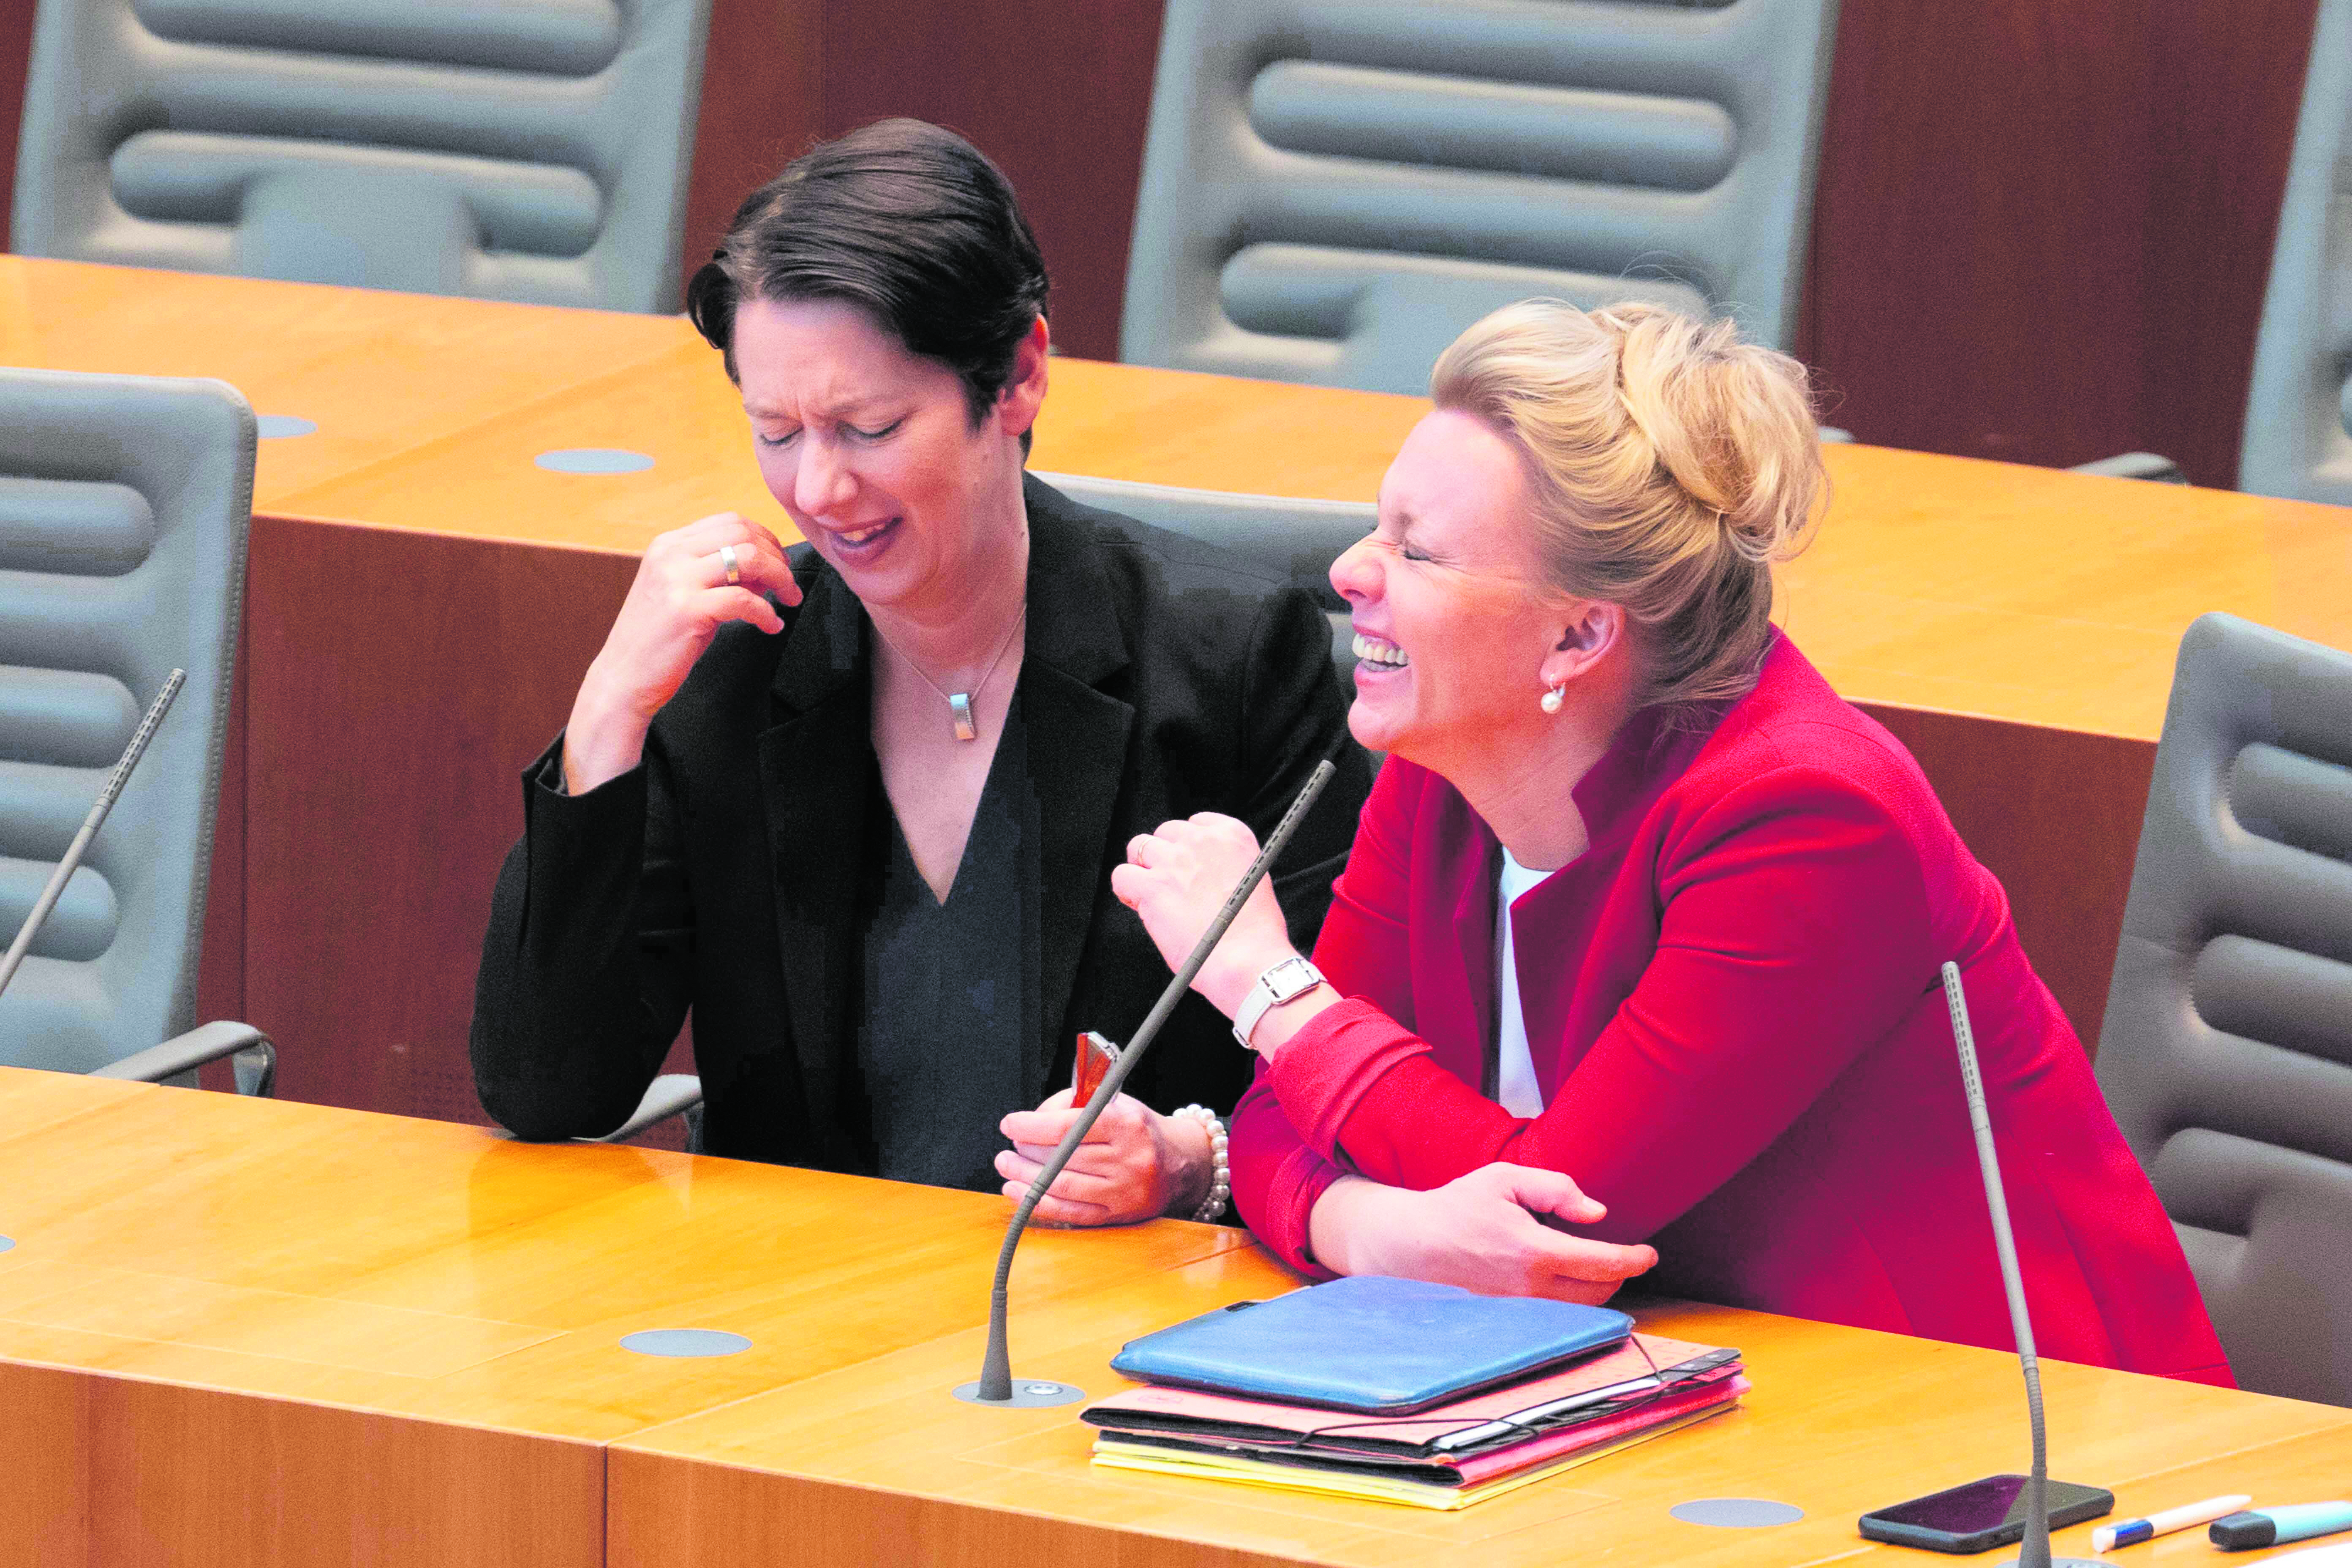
[1111,812,1296,1018]
[996,1089,1213,1226]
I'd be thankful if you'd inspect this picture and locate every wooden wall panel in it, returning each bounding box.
[1802,0,2320,485]
[0,0,28,251]
[195,614,248,1093]
[1859,705,2155,1056]
[815,0,1169,362]
[240,518,636,1124]
[678,0,826,303]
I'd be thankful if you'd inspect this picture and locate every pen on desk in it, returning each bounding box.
[2092,1494,2250,1551]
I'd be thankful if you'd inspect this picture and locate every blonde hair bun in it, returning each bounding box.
[1431,299,1827,710]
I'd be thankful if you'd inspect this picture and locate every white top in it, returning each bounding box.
[1494,845,1552,1117]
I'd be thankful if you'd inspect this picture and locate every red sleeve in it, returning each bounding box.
[1261,757,1938,1244]
[1226,760,1426,1270]
[1226,1069,1345,1276]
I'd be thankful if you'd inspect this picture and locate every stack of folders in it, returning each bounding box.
[1084,1276,1747,1510]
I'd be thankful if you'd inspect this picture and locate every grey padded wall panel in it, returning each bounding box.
[2097,613,2352,1406]
[1122,0,1842,395]
[0,370,251,1074]
[2239,0,2352,503]
[12,0,712,313]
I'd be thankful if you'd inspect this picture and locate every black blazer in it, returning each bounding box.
[471,474,1373,1169]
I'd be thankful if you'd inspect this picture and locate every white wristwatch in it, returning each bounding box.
[1232,956,1326,1051]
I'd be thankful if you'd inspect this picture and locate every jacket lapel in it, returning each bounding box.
[755,564,874,1169]
[1018,477,1134,1102]
[1412,786,1497,1091]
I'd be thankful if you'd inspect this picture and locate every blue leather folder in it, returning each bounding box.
[1109,1276,1634,1415]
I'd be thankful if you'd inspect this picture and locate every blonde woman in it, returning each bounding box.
[1113,302,2231,1384]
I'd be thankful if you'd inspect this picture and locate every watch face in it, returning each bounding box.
[1266,957,1320,1000]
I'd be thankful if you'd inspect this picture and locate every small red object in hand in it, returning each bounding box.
[1072,1030,1122,1105]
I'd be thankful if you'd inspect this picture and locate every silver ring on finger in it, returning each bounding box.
[717,544,742,586]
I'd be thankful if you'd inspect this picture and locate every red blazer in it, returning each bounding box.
[1233,634,2230,1384]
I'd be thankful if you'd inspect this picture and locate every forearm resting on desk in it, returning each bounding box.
[1306,1166,1658,1304]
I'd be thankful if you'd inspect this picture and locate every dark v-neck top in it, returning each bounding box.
[853,691,1043,1192]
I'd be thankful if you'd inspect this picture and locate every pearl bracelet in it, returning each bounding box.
[1170,1104,1230,1222]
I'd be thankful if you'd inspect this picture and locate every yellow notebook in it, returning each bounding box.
[1090,1401,1735,1511]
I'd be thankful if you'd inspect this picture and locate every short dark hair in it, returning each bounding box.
[686,119,1051,436]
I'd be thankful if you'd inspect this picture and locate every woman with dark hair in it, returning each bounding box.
[471,119,1370,1223]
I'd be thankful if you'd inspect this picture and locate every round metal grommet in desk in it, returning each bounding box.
[256,415,318,439]
[535,447,654,474]
[619,1328,751,1358]
[1671,1498,1805,1528]
[952,1379,1086,1407]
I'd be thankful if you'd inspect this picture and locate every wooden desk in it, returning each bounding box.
[0,256,687,509]
[615,1277,2352,1568]
[0,1067,1248,1565]
[8,259,2352,1116]
[9,1067,2352,1568]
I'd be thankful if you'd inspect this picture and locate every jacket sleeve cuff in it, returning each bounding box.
[1263,996,1435,1162]
[516,733,650,948]
[1228,1072,1343,1278]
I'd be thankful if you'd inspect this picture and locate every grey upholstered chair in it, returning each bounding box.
[12,0,713,313]
[1120,0,1842,395]
[2238,0,2352,503]
[2096,613,2352,1406]
[0,368,275,1094]
[1035,471,1373,678]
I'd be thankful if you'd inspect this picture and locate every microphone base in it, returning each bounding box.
[952,1378,1086,1408]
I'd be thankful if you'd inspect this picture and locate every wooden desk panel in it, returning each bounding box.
[1,1357,606,1568]
[610,1280,2352,1568]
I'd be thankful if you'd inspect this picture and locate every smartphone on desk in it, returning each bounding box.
[1859,1475,2113,1553]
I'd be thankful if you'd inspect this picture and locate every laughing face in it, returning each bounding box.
[732,295,1030,617]
[1332,409,1585,767]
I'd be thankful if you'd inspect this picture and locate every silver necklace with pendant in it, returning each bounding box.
[890,602,1027,741]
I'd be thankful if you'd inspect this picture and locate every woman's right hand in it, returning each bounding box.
[563,512,802,794]
[1306,1165,1658,1305]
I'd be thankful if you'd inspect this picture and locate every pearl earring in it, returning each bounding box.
[1540,684,1565,714]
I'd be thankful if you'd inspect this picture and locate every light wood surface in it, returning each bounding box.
[9,1067,2352,1566]
[0,255,685,508]
[266,344,1433,550]
[609,1266,2352,1568]
[0,1067,1250,1565]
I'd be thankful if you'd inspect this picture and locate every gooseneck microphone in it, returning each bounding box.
[0,670,184,1002]
[956,758,1338,1407]
[1942,961,2100,1568]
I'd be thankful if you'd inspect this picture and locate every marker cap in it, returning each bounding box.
[2213,1512,2278,1550]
